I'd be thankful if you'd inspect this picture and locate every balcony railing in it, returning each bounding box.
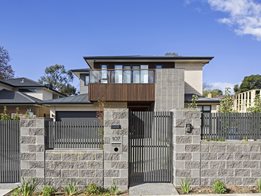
[89,70,155,84]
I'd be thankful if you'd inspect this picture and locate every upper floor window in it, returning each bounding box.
[84,75,89,86]
[156,65,162,69]
[115,65,123,83]
[101,65,108,83]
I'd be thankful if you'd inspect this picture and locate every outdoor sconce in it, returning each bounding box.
[186,123,193,133]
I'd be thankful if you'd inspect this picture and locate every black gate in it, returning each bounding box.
[0,120,20,183]
[129,111,173,185]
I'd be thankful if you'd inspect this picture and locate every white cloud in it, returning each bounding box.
[207,0,261,40]
[205,82,235,93]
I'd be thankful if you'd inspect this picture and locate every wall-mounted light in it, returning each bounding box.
[186,123,193,133]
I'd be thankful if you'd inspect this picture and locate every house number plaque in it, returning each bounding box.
[111,135,122,144]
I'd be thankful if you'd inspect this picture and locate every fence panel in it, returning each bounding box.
[0,120,20,183]
[201,113,261,140]
[45,120,103,149]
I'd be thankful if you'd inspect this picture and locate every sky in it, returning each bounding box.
[0,0,261,91]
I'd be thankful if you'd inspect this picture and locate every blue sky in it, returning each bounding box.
[0,0,261,91]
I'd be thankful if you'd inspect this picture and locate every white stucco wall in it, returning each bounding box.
[25,89,54,100]
[175,62,203,96]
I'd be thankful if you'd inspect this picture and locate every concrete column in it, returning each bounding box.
[103,103,129,191]
[171,109,201,186]
[20,118,45,184]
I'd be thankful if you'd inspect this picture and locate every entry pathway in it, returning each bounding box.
[0,189,11,196]
[129,183,178,195]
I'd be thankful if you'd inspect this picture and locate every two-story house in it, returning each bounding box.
[44,55,218,121]
[0,77,64,117]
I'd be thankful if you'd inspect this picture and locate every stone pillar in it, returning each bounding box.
[103,103,128,191]
[172,109,201,186]
[20,118,45,184]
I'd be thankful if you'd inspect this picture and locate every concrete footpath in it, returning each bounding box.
[129,183,178,195]
[0,189,11,196]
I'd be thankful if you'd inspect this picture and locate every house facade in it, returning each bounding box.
[234,89,261,112]
[0,77,64,117]
[45,55,219,121]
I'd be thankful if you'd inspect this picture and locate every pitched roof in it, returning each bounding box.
[0,77,65,96]
[0,89,42,104]
[185,94,221,103]
[3,77,44,87]
[44,94,91,104]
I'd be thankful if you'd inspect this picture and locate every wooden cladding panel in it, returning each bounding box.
[89,84,155,102]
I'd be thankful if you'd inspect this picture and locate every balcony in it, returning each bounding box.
[88,70,155,102]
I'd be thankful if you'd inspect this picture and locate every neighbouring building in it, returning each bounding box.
[44,55,220,121]
[0,77,65,117]
[234,89,261,112]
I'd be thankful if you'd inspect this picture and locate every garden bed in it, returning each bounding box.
[176,186,259,195]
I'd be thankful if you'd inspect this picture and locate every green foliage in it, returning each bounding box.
[180,179,191,194]
[42,185,55,196]
[248,96,261,113]
[0,46,14,80]
[234,84,239,94]
[85,183,101,195]
[11,188,20,196]
[219,88,234,113]
[64,182,77,196]
[13,107,20,120]
[1,106,11,120]
[212,180,227,194]
[39,64,76,96]
[109,181,119,195]
[14,178,38,196]
[257,179,261,193]
[238,74,261,93]
[203,89,223,98]
[188,95,198,109]
[85,183,119,195]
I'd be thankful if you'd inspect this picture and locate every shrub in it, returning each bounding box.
[42,185,55,196]
[257,179,261,193]
[85,183,101,195]
[15,178,38,196]
[212,180,227,194]
[64,182,77,196]
[109,181,119,195]
[180,179,191,194]
[11,188,20,196]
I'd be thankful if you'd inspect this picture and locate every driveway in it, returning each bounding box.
[129,183,178,195]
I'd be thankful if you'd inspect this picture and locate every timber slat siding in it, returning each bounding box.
[89,84,155,101]
[201,113,261,140]
[0,120,20,183]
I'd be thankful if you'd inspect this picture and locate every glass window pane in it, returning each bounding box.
[123,66,131,83]
[101,65,107,83]
[203,106,211,111]
[84,75,89,86]
[140,65,148,83]
[115,65,123,83]
[156,65,162,69]
[132,66,140,83]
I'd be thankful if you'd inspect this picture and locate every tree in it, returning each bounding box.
[219,88,234,113]
[234,84,239,94]
[188,95,198,109]
[0,46,14,80]
[203,89,223,98]
[247,96,261,113]
[39,64,76,96]
[237,75,261,93]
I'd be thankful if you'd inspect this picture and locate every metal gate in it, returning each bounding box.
[0,120,20,183]
[129,111,173,185]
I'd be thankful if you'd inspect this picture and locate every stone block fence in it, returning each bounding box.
[172,109,261,187]
[19,108,261,190]
[20,104,129,191]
